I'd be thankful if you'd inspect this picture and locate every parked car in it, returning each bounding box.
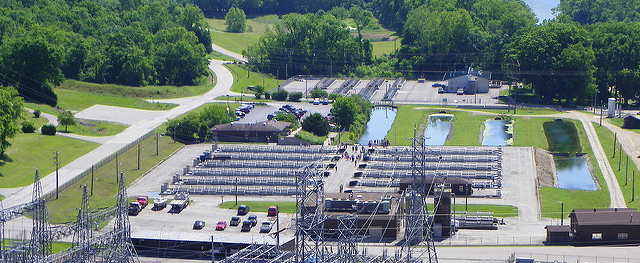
[235,111,245,117]
[267,113,277,120]
[127,202,142,216]
[268,206,278,216]
[230,216,241,226]
[241,220,252,232]
[136,196,148,208]
[438,87,444,93]
[457,88,464,95]
[322,99,329,105]
[216,221,227,231]
[238,205,249,215]
[248,215,258,226]
[193,220,206,230]
[260,221,272,233]
[313,98,320,105]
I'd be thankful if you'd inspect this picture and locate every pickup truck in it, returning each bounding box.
[136,196,149,208]
[169,193,190,212]
[128,202,142,216]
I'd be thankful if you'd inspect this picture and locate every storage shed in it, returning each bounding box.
[210,120,291,143]
[544,225,571,244]
[623,114,640,129]
[569,208,640,244]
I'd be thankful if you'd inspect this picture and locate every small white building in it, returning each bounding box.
[443,67,491,94]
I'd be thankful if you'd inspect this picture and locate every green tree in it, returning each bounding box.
[0,86,24,158]
[58,110,77,132]
[302,113,330,136]
[21,122,36,133]
[310,88,328,99]
[332,96,360,131]
[154,27,208,85]
[225,7,247,33]
[0,36,63,106]
[41,124,57,136]
[504,22,596,103]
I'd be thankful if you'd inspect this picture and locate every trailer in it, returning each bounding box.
[169,193,190,212]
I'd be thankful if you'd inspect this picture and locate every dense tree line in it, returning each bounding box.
[557,0,640,25]
[0,0,212,106]
[244,12,372,77]
[190,0,365,16]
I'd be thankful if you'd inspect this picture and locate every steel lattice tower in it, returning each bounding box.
[29,169,52,261]
[336,215,359,262]
[399,136,440,263]
[72,185,93,262]
[100,172,138,263]
[294,162,327,263]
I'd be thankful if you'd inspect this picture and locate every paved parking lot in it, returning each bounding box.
[235,101,332,123]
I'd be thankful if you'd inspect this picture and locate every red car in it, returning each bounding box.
[267,206,278,216]
[136,196,148,208]
[216,221,227,231]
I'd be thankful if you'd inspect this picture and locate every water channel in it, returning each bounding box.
[543,120,596,190]
[555,156,597,191]
[424,115,453,146]
[482,119,512,146]
[359,107,397,145]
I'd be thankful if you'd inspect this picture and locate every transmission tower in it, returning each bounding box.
[72,185,93,262]
[29,169,52,261]
[399,136,441,263]
[98,172,139,263]
[294,162,328,263]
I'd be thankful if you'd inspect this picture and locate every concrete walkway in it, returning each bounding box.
[1,60,234,208]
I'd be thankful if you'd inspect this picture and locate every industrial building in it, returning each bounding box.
[443,67,491,94]
[569,208,640,244]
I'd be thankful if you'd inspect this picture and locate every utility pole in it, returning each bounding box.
[54,151,59,199]
[91,165,94,195]
[156,133,159,156]
[137,144,141,170]
[633,171,636,202]
[600,107,603,126]
[558,201,564,225]
[276,204,280,247]
[618,144,622,171]
[115,153,119,179]
[613,134,617,158]
[235,177,238,206]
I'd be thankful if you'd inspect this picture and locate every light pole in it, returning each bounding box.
[557,201,564,225]
[54,151,59,199]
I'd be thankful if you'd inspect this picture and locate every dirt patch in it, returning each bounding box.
[534,148,556,187]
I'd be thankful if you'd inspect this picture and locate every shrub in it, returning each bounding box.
[310,88,328,99]
[295,130,326,145]
[288,92,303,102]
[272,89,288,101]
[33,110,41,118]
[21,122,36,133]
[41,124,57,135]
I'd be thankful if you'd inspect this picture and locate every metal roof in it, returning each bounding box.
[570,208,640,226]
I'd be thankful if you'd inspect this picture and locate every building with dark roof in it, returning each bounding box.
[569,208,640,244]
[545,225,571,244]
[210,120,291,143]
[623,114,640,129]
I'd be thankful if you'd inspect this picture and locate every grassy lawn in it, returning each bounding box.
[213,96,272,103]
[207,15,279,54]
[226,64,280,93]
[512,117,554,149]
[219,201,297,214]
[58,120,128,137]
[295,130,327,145]
[446,111,487,146]
[386,106,436,145]
[595,125,640,209]
[473,107,561,116]
[0,133,98,188]
[426,204,519,217]
[55,89,176,112]
[61,79,213,100]
[539,119,609,218]
[46,134,183,224]
[371,39,399,57]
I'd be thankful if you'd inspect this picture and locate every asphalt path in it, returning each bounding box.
[211,43,247,63]
[1,60,234,208]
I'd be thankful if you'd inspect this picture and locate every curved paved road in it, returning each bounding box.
[1,60,234,208]
[211,43,247,63]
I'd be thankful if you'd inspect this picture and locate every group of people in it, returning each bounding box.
[368,139,390,147]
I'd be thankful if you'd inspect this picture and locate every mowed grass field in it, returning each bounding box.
[225,64,280,93]
[46,133,183,223]
[0,133,98,188]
